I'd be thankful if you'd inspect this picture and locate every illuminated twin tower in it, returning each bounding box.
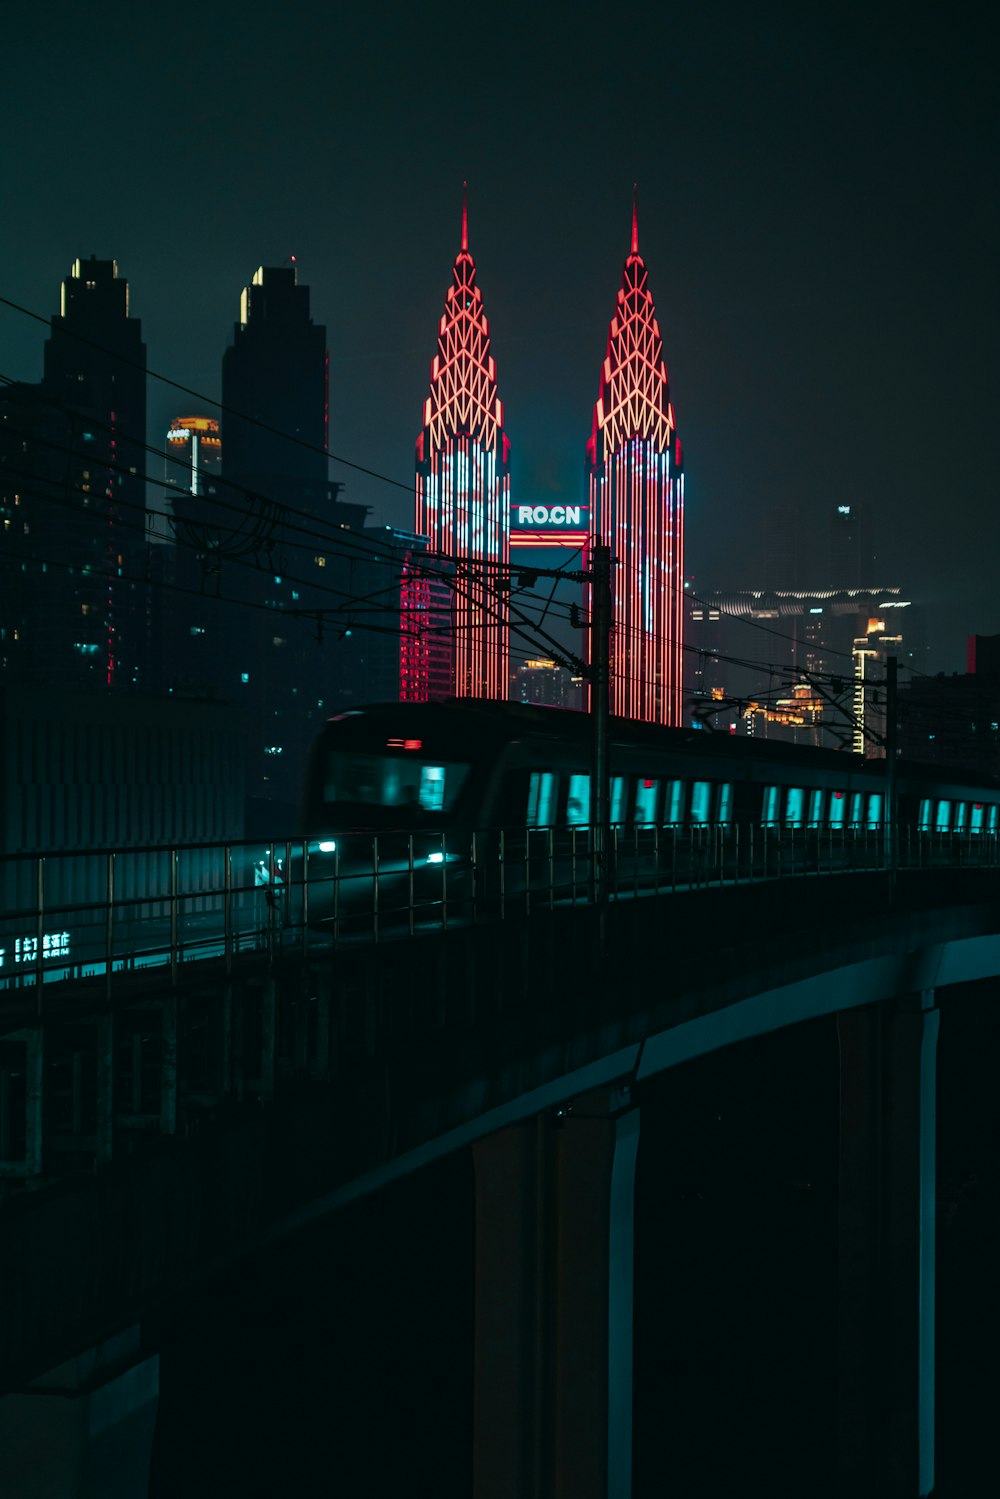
[408,189,684,725]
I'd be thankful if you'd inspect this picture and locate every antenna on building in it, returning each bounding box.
[631,183,639,255]
[461,181,469,252]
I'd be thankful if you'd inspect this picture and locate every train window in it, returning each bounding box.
[323,752,469,819]
[970,803,985,833]
[611,777,626,825]
[527,772,557,828]
[850,793,864,827]
[990,806,999,833]
[807,790,824,828]
[717,783,733,824]
[936,800,951,832]
[634,778,659,824]
[567,774,590,827]
[918,798,932,830]
[785,787,805,826]
[829,792,846,827]
[954,802,968,832]
[867,793,883,828]
[762,786,780,826]
[666,781,684,824]
[690,781,711,824]
[419,766,447,813]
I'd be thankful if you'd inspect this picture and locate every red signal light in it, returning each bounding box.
[386,737,423,751]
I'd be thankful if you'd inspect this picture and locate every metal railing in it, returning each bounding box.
[1,822,997,1192]
[1,824,998,1008]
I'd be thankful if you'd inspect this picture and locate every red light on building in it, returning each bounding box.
[586,188,684,725]
[410,185,510,702]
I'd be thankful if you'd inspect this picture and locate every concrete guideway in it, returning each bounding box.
[1,869,998,1495]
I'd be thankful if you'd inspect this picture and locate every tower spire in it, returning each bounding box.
[631,183,639,255]
[461,181,469,252]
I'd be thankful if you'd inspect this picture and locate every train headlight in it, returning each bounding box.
[426,851,445,864]
[318,840,337,853]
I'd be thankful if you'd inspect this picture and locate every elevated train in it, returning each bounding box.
[298,701,1000,920]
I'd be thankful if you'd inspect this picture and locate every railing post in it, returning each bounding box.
[224,845,233,974]
[333,843,341,947]
[105,852,115,1006]
[299,840,309,960]
[372,834,380,944]
[34,856,45,1015]
[169,849,179,987]
[408,834,415,938]
[470,830,478,925]
[441,833,448,931]
[548,826,555,910]
[499,829,506,920]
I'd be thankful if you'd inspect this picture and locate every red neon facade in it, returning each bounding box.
[410,189,511,701]
[586,192,684,724]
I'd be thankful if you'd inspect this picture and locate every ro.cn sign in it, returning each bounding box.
[514,505,584,526]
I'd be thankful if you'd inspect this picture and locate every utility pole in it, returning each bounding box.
[590,538,612,914]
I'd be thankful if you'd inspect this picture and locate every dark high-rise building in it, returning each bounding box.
[586,193,685,725]
[0,257,148,692]
[221,264,328,507]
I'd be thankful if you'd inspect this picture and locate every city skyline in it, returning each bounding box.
[1,3,995,676]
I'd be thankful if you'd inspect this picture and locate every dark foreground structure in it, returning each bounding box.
[1,835,997,1495]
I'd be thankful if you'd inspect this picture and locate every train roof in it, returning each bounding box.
[322,700,999,795]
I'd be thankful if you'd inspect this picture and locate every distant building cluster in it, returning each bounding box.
[687,586,920,756]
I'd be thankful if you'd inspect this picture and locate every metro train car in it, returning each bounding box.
[295,700,1000,923]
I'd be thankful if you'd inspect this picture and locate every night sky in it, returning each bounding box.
[3,1,996,670]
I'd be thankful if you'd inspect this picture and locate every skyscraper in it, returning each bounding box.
[221,264,328,507]
[0,257,148,691]
[586,194,684,724]
[413,190,510,700]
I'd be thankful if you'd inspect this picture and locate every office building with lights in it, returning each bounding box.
[412,192,511,700]
[586,195,684,724]
[0,257,148,692]
[511,658,582,711]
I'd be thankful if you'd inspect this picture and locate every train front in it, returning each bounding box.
[295,705,491,933]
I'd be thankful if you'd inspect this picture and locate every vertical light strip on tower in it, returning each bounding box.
[408,188,511,700]
[586,190,684,724]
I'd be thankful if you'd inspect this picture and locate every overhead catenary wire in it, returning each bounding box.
[4,291,968,737]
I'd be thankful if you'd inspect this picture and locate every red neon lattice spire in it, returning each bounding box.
[408,190,511,702]
[586,193,685,726]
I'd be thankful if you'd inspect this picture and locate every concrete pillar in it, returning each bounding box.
[0,1328,159,1498]
[473,1089,639,1499]
[837,991,938,1498]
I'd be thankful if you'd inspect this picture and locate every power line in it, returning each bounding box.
[0,292,415,496]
